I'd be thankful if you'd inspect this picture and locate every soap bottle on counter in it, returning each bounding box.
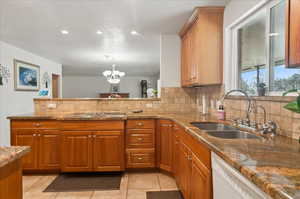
[217,105,225,120]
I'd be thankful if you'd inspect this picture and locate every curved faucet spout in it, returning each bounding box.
[221,89,252,122]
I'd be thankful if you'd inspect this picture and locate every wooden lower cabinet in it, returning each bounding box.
[93,131,124,171]
[12,129,38,170]
[39,130,61,170]
[190,153,211,199]
[12,129,61,171]
[61,132,93,172]
[178,142,192,199]
[158,120,173,172]
[61,131,125,172]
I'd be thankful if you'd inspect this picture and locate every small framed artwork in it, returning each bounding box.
[14,59,40,91]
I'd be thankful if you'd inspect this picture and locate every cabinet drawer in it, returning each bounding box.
[11,120,58,129]
[61,121,124,130]
[126,132,154,148]
[127,120,155,129]
[126,149,155,168]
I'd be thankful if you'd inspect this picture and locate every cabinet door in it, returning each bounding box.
[190,154,212,199]
[12,129,38,170]
[38,130,61,170]
[159,120,173,172]
[178,142,191,199]
[172,125,181,183]
[61,132,93,172]
[181,34,189,87]
[93,131,124,171]
[286,0,300,67]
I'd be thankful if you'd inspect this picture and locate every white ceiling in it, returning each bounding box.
[0,0,227,76]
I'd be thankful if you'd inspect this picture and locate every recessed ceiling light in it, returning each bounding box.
[61,30,69,35]
[96,30,103,35]
[130,30,139,35]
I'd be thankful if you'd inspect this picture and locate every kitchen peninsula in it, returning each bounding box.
[8,109,300,199]
[0,146,30,199]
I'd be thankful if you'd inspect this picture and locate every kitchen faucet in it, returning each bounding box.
[220,89,252,126]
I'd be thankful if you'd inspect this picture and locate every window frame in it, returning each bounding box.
[225,0,290,96]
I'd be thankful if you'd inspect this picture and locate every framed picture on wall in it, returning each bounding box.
[14,59,40,91]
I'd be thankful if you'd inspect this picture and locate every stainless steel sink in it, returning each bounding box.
[191,122,237,131]
[206,130,260,139]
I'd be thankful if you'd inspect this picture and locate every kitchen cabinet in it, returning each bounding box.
[61,132,93,172]
[180,7,224,87]
[172,124,181,182]
[12,129,38,170]
[11,121,61,171]
[176,128,212,199]
[126,119,155,168]
[38,130,61,170]
[93,131,124,171]
[190,153,211,199]
[178,142,192,199]
[285,0,300,67]
[158,120,173,172]
[62,130,124,172]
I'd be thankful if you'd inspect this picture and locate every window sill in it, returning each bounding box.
[225,95,297,103]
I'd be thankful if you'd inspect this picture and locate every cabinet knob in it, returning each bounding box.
[33,134,36,136]
[137,122,143,126]
[88,135,92,138]
[93,135,96,138]
[138,157,143,160]
[35,123,41,127]
[137,138,143,141]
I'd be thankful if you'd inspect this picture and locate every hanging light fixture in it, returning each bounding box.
[102,64,125,84]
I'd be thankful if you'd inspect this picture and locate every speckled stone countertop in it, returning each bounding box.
[7,112,300,199]
[0,146,30,168]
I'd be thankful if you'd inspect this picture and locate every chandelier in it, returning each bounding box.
[102,64,125,84]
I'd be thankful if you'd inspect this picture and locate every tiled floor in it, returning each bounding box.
[23,171,178,199]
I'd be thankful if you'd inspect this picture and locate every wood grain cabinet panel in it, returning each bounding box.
[93,131,125,171]
[126,149,155,168]
[126,120,155,129]
[286,0,300,67]
[178,142,192,199]
[38,130,61,170]
[12,129,38,170]
[126,129,154,148]
[190,153,211,199]
[61,132,93,172]
[158,120,173,172]
[180,7,224,87]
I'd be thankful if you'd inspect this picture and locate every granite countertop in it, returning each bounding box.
[0,146,30,168]
[7,112,300,199]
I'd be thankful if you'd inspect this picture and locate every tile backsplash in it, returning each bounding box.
[34,86,300,140]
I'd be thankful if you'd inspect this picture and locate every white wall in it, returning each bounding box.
[160,35,181,87]
[62,75,159,98]
[224,0,264,28]
[0,41,62,146]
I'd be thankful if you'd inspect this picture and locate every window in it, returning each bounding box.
[236,0,300,96]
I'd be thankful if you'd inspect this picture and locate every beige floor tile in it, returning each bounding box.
[26,175,58,193]
[91,191,122,199]
[127,172,160,191]
[23,175,43,193]
[158,173,178,190]
[55,191,94,199]
[126,190,147,199]
[23,192,58,199]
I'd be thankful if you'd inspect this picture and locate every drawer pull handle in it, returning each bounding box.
[35,123,41,127]
[137,122,143,126]
[138,157,143,160]
[137,138,143,141]
[33,134,36,136]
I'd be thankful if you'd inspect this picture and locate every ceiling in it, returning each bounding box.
[0,0,227,76]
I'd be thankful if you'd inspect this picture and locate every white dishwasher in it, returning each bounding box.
[212,152,272,199]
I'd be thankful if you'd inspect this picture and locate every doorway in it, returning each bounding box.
[52,74,60,98]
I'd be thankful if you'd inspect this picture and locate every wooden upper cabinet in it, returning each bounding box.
[180,7,224,87]
[61,132,93,172]
[285,0,300,67]
[38,130,61,170]
[93,131,124,171]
